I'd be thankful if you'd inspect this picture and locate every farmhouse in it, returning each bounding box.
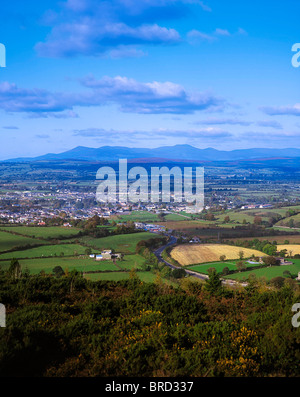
[92,250,123,261]
[275,257,293,266]
[101,250,113,259]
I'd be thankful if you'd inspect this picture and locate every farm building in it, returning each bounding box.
[189,237,201,244]
[101,250,112,259]
[275,257,293,265]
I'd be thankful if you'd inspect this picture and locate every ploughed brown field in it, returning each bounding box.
[170,244,265,266]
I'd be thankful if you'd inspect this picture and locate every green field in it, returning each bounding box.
[114,254,145,270]
[0,256,120,274]
[84,270,174,284]
[79,231,162,254]
[0,226,82,239]
[116,211,159,222]
[223,262,300,281]
[187,258,300,282]
[0,230,47,252]
[187,260,263,275]
[214,205,300,226]
[0,243,94,260]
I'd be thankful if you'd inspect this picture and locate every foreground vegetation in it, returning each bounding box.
[1,268,300,377]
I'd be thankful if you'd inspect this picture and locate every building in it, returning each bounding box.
[101,250,112,259]
[189,236,201,244]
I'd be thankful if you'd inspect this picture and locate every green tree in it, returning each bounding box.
[171,268,186,279]
[53,266,65,278]
[8,258,22,280]
[238,250,244,260]
[204,269,222,294]
[263,256,279,266]
[236,261,246,272]
[222,266,230,276]
[85,247,92,256]
[270,276,285,289]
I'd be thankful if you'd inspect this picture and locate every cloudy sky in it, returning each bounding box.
[0,0,299,159]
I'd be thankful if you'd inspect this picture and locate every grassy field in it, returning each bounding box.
[115,254,145,270]
[215,205,300,225]
[231,235,300,244]
[0,226,82,239]
[0,243,94,260]
[275,213,300,227]
[0,257,119,274]
[84,270,175,285]
[116,211,159,223]
[0,230,47,252]
[223,260,300,281]
[0,252,146,275]
[116,210,194,223]
[157,220,215,230]
[79,231,162,254]
[187,260,263,275]
[171,244,265,266]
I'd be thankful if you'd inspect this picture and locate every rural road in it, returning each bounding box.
[154,236,208,281]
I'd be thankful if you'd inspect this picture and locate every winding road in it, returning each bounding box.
[153,236,208,281]
[153,235,247,287]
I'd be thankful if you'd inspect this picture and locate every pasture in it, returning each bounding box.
[223,260,300,281]
[79,231,163,254]
[84,270,175,285]
[187,260,262,275]
[0,226,82,239]
[0,243,94,260]
[0,230,47,252]
[0,257,119,274]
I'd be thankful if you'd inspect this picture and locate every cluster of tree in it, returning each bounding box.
[225,238,279,254]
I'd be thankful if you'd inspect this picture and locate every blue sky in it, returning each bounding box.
[0,0,299,160]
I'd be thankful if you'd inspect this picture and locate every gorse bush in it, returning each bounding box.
[0,270,300,377]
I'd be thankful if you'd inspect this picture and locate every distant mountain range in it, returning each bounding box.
[5,144,300,163]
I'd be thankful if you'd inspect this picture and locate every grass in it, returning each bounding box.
[0,257,120,274]
[115,254,145,270]
[230,235,300,244]
[0,243,95,260]
[0,226,82,239]
[187,260,263,275]
[156,220,215,231]
[0,230,47,252]
[223,261,300,281]
[171,244,265,266]
[116,211,159,223]
[79,231,163,254]
[215,205,300,225]
[84,270,175,284]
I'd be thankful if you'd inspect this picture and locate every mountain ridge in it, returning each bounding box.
[4,144,300,163]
